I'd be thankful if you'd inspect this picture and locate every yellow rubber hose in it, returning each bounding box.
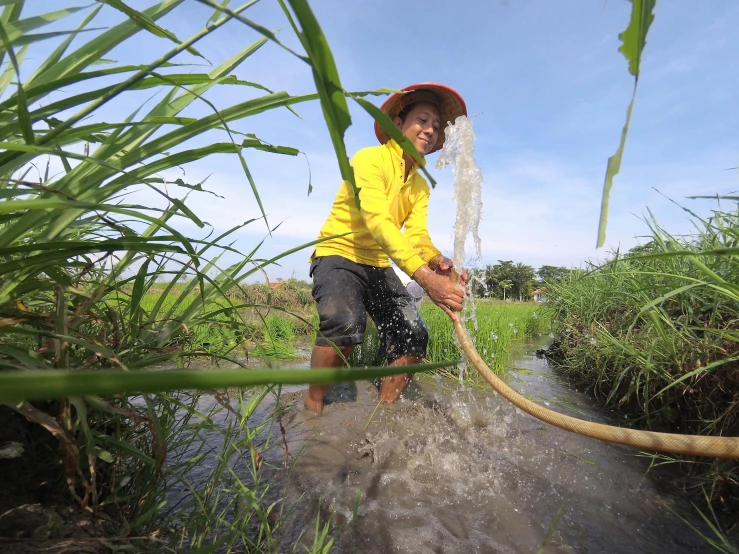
[449,275,739,458]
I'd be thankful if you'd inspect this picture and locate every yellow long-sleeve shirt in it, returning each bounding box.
[312,139,441,277]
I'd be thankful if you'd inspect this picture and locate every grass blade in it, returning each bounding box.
[282,0,358,202]
[0,20,33,144]
[596,0,656,248]
[100,0,207,61]
[0,361,456,402]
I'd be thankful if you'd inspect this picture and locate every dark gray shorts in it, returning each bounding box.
[309,255,428,360]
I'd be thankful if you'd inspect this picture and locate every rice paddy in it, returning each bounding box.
[350,299,549,376]
[135,287,548,373]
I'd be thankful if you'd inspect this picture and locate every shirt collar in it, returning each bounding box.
[385,139,427,170]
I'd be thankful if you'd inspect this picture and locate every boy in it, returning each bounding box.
[306,83,468,414]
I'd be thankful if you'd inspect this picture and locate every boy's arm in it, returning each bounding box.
[354,150,466,320]
[403,189,441,267]
[354,151,428,276]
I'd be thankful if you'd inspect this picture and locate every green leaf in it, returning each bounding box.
[4,63,185,113]
[146,176,223,199]
[100,0,207,61]
[241,138,299,156]
[0,141,121,170]
[282,0,358,203]
[0,42,25,96]
[596,96,634,248]
[0,361,456,401]
[0,21,33,144]
[0,6,90,46]
[596,0,656,248]
[208,0,231,24]
[0,345,48,370]
[96,448,115,463]
[4,28,105,50]
[618,0,656,77]
[627,247,739,261]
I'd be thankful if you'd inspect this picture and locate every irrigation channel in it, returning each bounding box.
[174,336,710,553]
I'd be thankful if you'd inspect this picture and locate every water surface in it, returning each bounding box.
[271,336,709,553]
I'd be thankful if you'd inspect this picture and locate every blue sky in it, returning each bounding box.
[25,0,739,281]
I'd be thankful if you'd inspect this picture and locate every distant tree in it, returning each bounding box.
[536,265,571,285]
[471,260,537,300]
[511,262,535,301]
[500,279,513,301]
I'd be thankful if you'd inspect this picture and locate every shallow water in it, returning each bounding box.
[267,336,709,553]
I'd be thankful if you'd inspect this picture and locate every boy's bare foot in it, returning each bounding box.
[303,395,324,415]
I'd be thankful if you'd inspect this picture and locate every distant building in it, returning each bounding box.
[533,287,547,303]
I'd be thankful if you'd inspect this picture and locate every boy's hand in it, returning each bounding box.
[428,255,467,288]
[412,265,465,321]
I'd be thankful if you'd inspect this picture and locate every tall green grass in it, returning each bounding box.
[0,1,435,549]
[545,200,739,518]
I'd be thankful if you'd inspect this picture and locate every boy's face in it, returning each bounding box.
[394,101,441,156]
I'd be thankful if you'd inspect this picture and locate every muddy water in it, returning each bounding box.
[270,336,708,553]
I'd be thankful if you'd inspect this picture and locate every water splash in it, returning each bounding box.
[436,115,485,385]
[435,115,484,273]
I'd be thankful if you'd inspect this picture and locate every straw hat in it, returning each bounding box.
[374,82,467,154]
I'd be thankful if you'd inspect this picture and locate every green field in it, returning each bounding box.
[350,299,549,375]
[136,283,317,361]
[136,290,549,374]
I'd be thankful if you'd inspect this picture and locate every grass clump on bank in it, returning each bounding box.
[544,200,739,520]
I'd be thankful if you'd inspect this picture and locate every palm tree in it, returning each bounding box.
[500,280,513,301]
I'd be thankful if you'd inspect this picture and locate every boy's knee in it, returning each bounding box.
[315,297,367,346]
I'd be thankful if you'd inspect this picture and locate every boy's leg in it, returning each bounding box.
[366,267,429,403]
[377,355,422,402]
[305,344,355,414]
[305,256,369,414]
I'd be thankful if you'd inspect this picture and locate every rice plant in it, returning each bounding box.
[349,301,549,376]
[423,301,548,376]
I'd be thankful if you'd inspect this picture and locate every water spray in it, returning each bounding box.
[435,115,484,273]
